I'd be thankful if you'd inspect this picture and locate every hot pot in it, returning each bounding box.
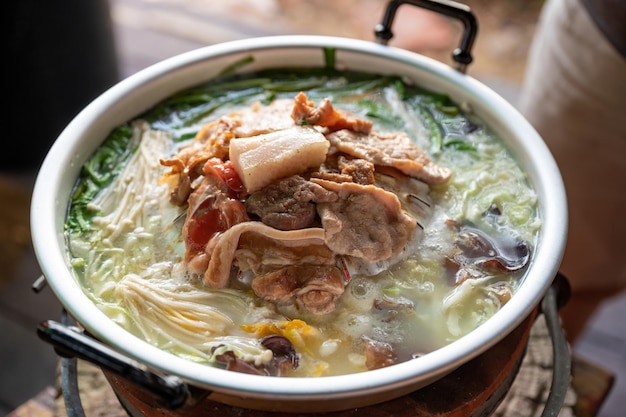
[31,0,568,413]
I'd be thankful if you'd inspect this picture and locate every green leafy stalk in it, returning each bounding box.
[66,124,134,234]
[217,55,255,77]
[324,47,336,70]
[414,104,443,155]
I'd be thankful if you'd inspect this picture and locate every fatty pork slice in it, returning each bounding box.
[327,129,451,185]
[311,178,417,263]
[229,126,330,193]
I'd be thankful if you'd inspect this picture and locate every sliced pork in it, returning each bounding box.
[231,99,297,138]
[327,129,451,185]
[311,178,417,262]
[245,175,337,230]
[203,222,326,288]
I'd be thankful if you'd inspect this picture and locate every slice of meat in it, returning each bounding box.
[312,154,376,185]
[327,129,451,185]
[203,222,327,288]
[252,265,345,315]
[191,115,241,160]
[337,156,375,185]
[291,92,373,133]
[236,232,337,277]
[245,175,337,230]
[160,116,241,205]
[294,266,345,314]
[231,99,297,138]
[311,178,417,262]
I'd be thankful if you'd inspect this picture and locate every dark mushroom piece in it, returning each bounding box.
[446,204,531,285]
[213,349,267,376]
[212,335,299,377]
[261,334,299,376]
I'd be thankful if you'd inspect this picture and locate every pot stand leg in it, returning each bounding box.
[540,272,572,417]
[59,310,87,417]
[37,310,192,411]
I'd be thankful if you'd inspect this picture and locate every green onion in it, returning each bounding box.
[413,104,443,155]
[217,55,255,77]
[443,139,477,151]
[383,287,401,296]
[324,47,336,70]
[66,124,134,233]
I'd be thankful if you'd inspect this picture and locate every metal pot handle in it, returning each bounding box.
[374,0,478,73]
[36,314,192,412]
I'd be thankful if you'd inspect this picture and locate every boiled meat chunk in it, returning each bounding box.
[229,126,330,193]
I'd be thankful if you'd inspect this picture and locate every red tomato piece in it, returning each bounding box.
[204,158,246,198]
[185,198,224,254]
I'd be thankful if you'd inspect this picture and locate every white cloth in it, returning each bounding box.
[518,0,626,291]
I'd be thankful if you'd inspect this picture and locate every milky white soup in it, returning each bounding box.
[65,66,540,377]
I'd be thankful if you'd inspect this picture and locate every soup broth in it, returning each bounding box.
[65,65,540,377]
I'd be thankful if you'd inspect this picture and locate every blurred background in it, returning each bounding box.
[2,1,624,416]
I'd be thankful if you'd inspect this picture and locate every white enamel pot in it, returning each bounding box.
[30,2,567,413]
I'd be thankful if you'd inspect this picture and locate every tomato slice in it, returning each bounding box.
[204,158,246,197]
[185,197,224,254]
[184,158,248,255]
